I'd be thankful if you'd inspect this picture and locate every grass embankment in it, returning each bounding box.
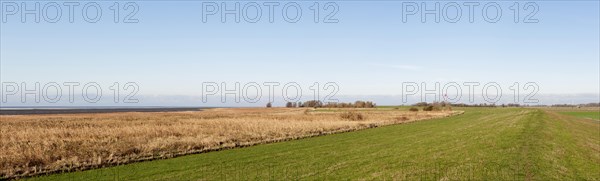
[32,108,600,180]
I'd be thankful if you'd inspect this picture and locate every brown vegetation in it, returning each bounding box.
[0,108,460,178]
[423,105,434,111]
[339,112,365,121]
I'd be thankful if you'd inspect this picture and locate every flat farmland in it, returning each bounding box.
[0,108,458,179]
[29,108,600,180]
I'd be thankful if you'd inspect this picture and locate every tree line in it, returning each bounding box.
[266,100,377,108]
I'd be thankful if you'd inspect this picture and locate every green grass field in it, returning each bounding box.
[560,111,600,120]
[31,108,600,180]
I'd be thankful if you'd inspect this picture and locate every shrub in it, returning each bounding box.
[423,105,434,111]
[340,112,364,121]
[409,107,419,112]
[432,102,443,111]
[304,100,323,108]
[266,102,272,108]
[414,102,429,107]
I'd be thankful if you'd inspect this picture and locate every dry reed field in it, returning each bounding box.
[0,108,460,178]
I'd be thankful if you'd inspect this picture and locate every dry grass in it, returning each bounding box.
[0,108,460,178]
[339,111,365,121]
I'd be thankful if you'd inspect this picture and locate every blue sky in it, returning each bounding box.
[1,1,599,106]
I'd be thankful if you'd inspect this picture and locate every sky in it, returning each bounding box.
[1,0,599,106]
